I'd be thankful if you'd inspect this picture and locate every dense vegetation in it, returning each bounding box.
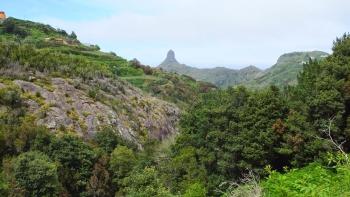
[164,33,350,196]
[0,18,214,108]
[1,16,350,196]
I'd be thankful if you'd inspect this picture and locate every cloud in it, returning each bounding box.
[41,0,350,68]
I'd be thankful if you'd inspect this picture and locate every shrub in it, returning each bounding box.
[14,151,59,196]
[47,135,96,195]
[122,167,173,197]
[262,163,350,196]
[95,127,121,153]
[109,146,136,186]
[183,183,207,197]
[0,87,22,108]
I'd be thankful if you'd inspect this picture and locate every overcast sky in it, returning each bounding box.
[3,0,350,68]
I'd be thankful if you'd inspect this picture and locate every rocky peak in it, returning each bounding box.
[160,49,179,66]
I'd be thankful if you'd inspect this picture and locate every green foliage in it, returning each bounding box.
[0,17,212,108]
[70,31,77,39]
[115,66,144,77]
[166,34,350,195]
[0,115,51,158]
[0,86,22,108]
[0,171,9,196]
[109,146,136,186]
[2,18,29,38]
[88,87,100,100]
[0,43,113,80]
[122,167,173,197]
[14,151,60,196]
[159,50,328,88]
[250,51,329,88]
[3,17,350,197]
[95,128,122,153]
[165,146,207,193]
[262,163,350,196]
[183,183,207,197]
[47,135,96,196]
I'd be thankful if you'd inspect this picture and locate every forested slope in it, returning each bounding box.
[166,33,350,196]
[1,16,350,197]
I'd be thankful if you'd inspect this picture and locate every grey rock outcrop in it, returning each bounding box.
[9,76,180,148]
[160,50,179,66]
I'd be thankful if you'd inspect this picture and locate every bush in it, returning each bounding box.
[122,167,173,197]
[47,135,96,195]
[109,146,136,186]
[95,127,121,153]
[14,151,59,196]
[183,183,207,197]
[2,19,29,38]
[0,171,8,196]
[0,87,22,108]
[262,163,350,196]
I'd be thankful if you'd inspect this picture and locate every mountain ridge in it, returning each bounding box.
[158,50,329,88]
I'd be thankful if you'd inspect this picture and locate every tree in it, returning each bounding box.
[122,167,173,197]
[70,31,77,39]
[95,127,121,153]
[86,155,112,197]
[47,135,96,196]
[166,147,207,193]
[13,151,59,196]
[109,146,136,187]
[2,19,28,37]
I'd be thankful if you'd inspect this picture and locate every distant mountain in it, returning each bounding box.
[247,51,329,88]
[158,50,329,88]
[159,50,262,88]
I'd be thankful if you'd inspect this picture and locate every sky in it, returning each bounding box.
[2,0,350,69]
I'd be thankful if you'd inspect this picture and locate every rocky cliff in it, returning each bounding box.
[0,67,180,148]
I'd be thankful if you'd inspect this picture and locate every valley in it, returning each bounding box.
[0,12,349,197]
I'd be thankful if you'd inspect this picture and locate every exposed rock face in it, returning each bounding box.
[160,50,179,66]
[8,75,180,147]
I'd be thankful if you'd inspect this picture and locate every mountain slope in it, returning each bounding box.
[0,17,214,146]
[159,50,262,88]
[248,51,329,88]
[158,50,329,88]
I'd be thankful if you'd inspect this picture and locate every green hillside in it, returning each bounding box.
[1,18,216,106]
[169,34,350,196]
[248,51,329,88]
[1,15,350,197]
[0,17,215,144]
[159,50,328,88]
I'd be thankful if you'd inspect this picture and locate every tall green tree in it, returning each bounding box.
[47,135,96,196]
[122,167,173,197]
[109,145,136,188]
[14,151,60,196]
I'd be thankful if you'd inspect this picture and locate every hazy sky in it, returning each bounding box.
[3,0,350,68]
